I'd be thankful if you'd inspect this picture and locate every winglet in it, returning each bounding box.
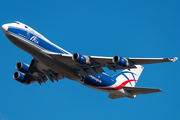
[169,57,178,62]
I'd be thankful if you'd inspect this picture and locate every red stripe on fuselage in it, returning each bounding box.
[96,80,137,90]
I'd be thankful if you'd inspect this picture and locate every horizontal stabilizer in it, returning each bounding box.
[122,86,163,95]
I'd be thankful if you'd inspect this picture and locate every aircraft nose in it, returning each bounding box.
[2,24,8,32]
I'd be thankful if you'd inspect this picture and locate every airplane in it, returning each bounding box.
[2,21,178,99]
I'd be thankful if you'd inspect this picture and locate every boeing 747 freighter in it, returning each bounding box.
[2,21,178,99]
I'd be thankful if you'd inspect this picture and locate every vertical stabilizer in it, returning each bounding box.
[112,65,144,87]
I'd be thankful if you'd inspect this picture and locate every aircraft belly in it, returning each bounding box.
[83,84,127,96]
[83,84,111,93]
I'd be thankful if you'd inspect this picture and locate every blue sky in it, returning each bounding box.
[0,0,180,120]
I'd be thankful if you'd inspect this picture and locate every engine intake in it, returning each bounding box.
[16,62,29,73]
[112,55,129,67]
[72,53,90,64]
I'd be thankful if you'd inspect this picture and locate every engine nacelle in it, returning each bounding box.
[112,55,129,67]
[15,62,29,73]
[72,53,90,64]
[13,72,27,83]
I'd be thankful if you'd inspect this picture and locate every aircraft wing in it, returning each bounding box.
[89,56,178,70]
[127,57,178,65]
[15,59,64,85]
[46,51,177,76]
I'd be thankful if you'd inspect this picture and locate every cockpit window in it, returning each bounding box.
[13,21,20,24]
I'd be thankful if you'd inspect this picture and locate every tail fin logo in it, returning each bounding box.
[118,71,137,87]
[115,71,138,87]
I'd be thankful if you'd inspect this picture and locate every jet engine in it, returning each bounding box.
[15,62,29,73]
[13,72,27,83]
[112,55,129,67]
[72,53,90,64]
